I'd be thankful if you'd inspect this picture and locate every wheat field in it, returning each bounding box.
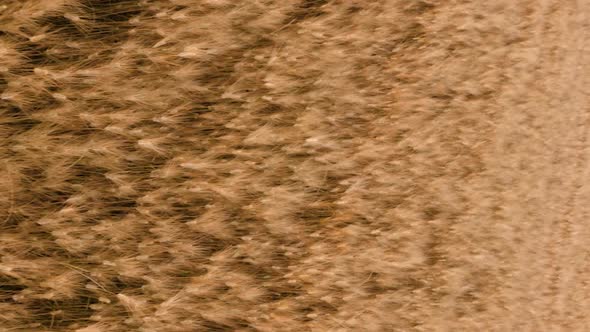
[1,0,589,331]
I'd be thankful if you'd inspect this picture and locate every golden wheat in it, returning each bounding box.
[2,0,590,331]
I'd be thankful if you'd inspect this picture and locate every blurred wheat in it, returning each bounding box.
[2,0,589,331]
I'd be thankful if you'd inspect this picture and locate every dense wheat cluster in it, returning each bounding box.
[1,0,590,331]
